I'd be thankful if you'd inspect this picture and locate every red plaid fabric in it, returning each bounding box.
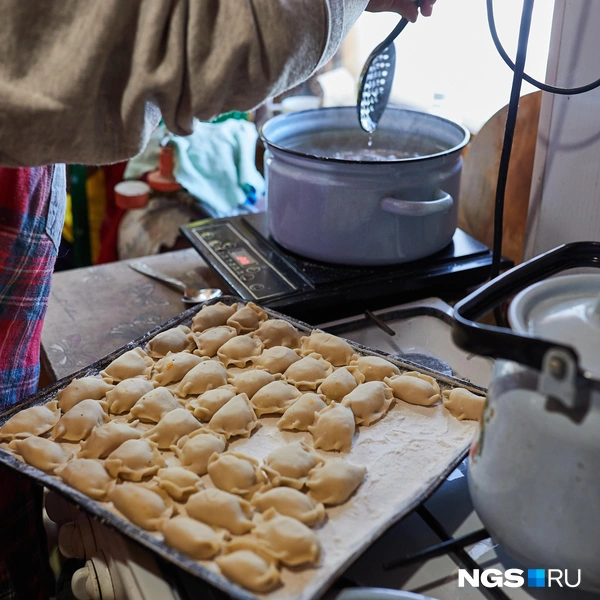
[0,166,62,600]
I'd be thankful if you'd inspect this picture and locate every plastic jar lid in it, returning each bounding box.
[114,181,151,209]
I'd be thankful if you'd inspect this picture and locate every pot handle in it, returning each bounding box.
[380,190,453,217]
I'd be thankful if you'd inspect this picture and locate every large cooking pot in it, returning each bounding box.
[260,107,470,266]
[452,242,600,592]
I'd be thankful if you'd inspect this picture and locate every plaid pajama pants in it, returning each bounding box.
[0,165,66,600]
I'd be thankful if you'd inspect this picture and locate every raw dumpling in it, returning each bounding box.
[284,356,333,391]
[442,388,485,421]
[300,331,355,367]
[277,393,327,432]
[351,355,400,382]
[129,387,182,423]
[105,378,155,415]
[153,352,204,386]
[192,301,238,333]
[251,487,325,527]
[52,400,109,442]
[216,543,280,593]
[55,459,114,501]
[308,403,355,452]
[8,437,68,474]
[226,302,268,334]
[217,335,263,368]
[263,441,320,489]
[186,387,236,421]
[146,325,192,358]
[156,467,204,501]
[384,372,441,406]
[57,377,114,412]
[228,369,275,399]
[162,516,222,560]
[318,367,364,403]
[78,421,142,458]
[208,393,259,439]
[142,408,201,449]
[341,381,394,426]
[105,438,165,481]
[185,488,254,534]
[101,348,153,382]
[189,326,237,357]
[254,507,321,566]
[306,458,366,505]
[173,429,226,475]
[250,381,301,417]
[109,483,172,531]
[253,319,300,349]
[0,401,60,441]
[252,346,301,374]
[175,360,229,397]
[207,452,266,497]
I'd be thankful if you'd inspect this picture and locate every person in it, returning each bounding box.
[0,0,436,597]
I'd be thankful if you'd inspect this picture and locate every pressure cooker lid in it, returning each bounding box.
[508,274,600,378]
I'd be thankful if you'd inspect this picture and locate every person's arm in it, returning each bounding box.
[366,0,437,21]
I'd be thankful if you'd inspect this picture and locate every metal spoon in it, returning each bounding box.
[357,1,421,133]
[129,261,222,304]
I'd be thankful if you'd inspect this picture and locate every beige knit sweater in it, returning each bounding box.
[0,0,368,167]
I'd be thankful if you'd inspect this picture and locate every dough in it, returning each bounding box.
[216,544,280,593]
[192,301,238,333]
[55,459,114,501]
[57,377,114,412]
[129,387,182,423]
[175,360,229,397]
[254,507,321,566]
[189,326,238,357]
[208,393,259,439]
[251,346,300,374]
[105,378,155,415]
[277,393,327,432]
[0,401,60,441]
[155,467,204,501]
[442,387,485,421]
[228,369,275,399]
[263,441,320,489]
[186,387,236,421]
[8,437,68,474]
[384,372,441,407]
[101,348,153,382]
[226,302,268,334]
[153,352,204,386]
[173,428,226,475]
[308,403,355,452]
[217,335,263,368]
[185,488,254,535]
[162,516,222,560]
[284,355,333,391]
[306,458,366,505]
[300,331,355,367]
[52,400,109,442]
[109,483,172,531]
[341,381,394,426]
[253,319,300,349]
[207,451,266,497]
[142,408,201,449]
[250,381,301,417]
[146,325,192,358]
[318,367,364,403]
[78,421,142,458]
[351,355,400,382]
[105,438,165,481]
[251,487,325,527]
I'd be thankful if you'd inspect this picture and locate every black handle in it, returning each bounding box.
[452,241,600,377]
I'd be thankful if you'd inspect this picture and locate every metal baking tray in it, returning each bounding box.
[0,296,486,600]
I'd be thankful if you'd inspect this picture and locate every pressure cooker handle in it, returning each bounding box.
[452,241,600,375]
[380,190,453,217]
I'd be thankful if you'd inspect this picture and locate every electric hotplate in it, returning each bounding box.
[181,212,512,323]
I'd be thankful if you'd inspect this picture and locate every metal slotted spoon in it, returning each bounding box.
[358,1,421,133]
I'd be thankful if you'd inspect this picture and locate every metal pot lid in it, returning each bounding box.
[508,274,600,378]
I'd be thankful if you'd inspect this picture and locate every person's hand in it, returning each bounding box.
[366,0,437,22]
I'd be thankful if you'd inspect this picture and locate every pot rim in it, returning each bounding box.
[259,106,471,165]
